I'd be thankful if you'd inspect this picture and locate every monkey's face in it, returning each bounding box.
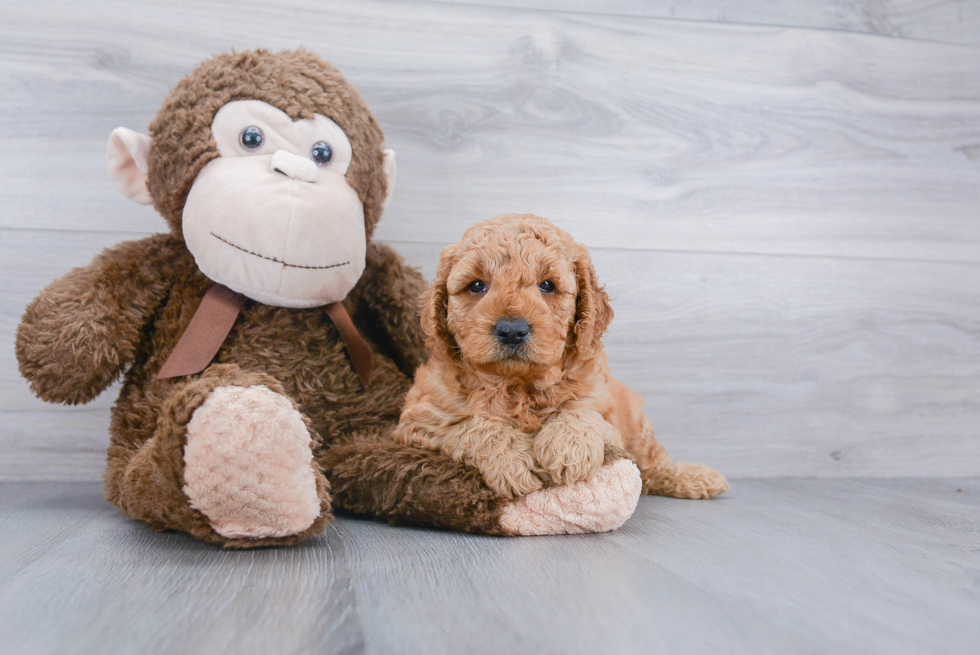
[176,100,366,308]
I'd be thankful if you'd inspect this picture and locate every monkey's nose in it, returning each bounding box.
[494,318,530,346]
[271,150,318,183]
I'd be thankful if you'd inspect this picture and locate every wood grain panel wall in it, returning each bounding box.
[1,0,978,479]
[439,0,980,46]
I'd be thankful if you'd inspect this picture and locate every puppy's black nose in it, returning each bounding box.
[494,318,530,346]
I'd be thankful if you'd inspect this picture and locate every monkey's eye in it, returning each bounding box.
[468,280,488,294]
[310,141,333,166]
[239,126,264,151]
[538,280,555,293]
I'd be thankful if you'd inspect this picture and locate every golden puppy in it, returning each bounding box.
[393,214,729,501]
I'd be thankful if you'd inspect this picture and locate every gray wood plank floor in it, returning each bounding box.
[1,478,977,655]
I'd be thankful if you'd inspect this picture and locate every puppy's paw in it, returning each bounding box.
[650,463,731,499]
[533,409,608,485]
[478,448,544,499]
[677,464,731,499]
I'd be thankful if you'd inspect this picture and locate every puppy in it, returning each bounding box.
[393,214,729,501]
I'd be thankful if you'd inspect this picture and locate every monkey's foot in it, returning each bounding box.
[499,458,642,535]
[182,385,322,538]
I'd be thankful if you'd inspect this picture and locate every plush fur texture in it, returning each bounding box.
[181,99,369,308]
[16,52,648,546]
[147,49,389,240]
[394,214,731,502]
[16,230,430,547]
[183,385,322,538]
[322,435,638,536]
[15,51,427,547]
[321,431,511,535]
[500,448,642,535]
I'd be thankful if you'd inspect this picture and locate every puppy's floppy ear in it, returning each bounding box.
[421,244,459,359]
[569,243,613,361]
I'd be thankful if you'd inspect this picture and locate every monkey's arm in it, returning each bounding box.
[321,432,510,535]
[353,242,429,378]
[322,434,641,536]
[16,234,176,405]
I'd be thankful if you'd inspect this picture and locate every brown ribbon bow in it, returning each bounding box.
[156,283,372,388]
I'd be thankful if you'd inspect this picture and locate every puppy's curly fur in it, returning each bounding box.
[393,214,730,500]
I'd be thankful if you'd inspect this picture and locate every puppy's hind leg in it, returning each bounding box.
[625,417,730,499]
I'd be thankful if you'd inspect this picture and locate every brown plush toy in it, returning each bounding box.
[15,50,641,547]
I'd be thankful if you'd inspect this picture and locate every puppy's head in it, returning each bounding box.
[422,214,612,378]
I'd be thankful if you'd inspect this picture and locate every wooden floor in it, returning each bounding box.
[1,478,977,654]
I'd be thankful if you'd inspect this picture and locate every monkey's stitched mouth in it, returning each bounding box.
[210,232,350,270]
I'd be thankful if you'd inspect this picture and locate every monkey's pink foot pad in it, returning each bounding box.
[500,458,642,535]
[183,385,321,538]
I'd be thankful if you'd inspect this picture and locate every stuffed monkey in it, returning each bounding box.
[16,50,641,547]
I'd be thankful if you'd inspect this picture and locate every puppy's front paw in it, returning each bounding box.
[533,409,608,485]
[478,448,544,499]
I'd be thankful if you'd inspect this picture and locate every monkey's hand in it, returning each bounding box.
[533,408,613,485]
[500,445,642,535]
[16,235,174,405]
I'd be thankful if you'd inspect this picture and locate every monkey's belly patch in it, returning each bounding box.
[182,384,321,539]
[499,459,642,535]
[210,232,350,270]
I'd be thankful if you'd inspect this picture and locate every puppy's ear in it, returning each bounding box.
[569,244,613,361]
[421,244,459,359]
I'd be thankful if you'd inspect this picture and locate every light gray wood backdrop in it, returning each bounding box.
[1,0,978,480]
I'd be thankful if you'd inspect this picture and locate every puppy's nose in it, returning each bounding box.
[494,318,530,346]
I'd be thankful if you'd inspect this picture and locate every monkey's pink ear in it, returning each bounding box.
[381,149,396,211]
[107,127,152,205]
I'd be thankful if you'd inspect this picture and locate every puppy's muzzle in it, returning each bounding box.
[494,318,530,347]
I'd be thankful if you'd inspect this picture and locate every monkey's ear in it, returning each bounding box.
[107,127,152,205]
[381,149,396,211]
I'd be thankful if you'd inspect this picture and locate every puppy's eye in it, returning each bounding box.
[468,280,488,294]
[239,126,264,151]
[538,280,555,293]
